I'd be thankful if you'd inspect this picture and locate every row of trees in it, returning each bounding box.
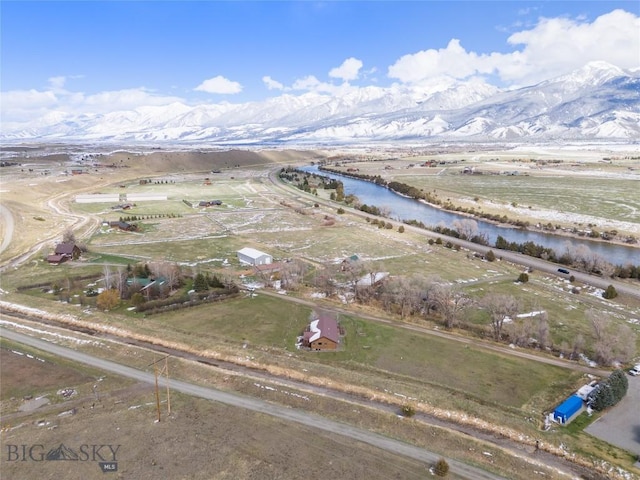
[282,169,639,281]
[307,259,636,365]
[589,370,628,411]
[94,261,239,313]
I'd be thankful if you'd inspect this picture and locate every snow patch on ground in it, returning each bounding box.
[0,319,102,346]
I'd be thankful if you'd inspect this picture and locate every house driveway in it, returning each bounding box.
[585,374,640,456]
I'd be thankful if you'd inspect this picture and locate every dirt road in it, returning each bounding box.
[0,327,509,480]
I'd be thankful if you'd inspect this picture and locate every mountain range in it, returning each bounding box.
[3,61,639,144]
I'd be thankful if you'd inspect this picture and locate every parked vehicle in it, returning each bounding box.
[629,365,640,376]
[557,268,570,274]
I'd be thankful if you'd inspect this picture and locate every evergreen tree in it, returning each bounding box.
[591,383,614,411]
[434,458,450,477]
[193,273,209,292]
[603,285,618,299]
[609,369,628,402]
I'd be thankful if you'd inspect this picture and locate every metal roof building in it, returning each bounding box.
[237,247,272,266]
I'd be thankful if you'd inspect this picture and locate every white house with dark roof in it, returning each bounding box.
[237,247,272,266]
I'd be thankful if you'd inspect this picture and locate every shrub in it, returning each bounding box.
[96,289,120,311]
[336,207,345,214]
[398,225,405,233]
[434,458,450,477]
[400,404,415,417]
[131,292,145,307]
[517,272,529,283]
[485,250,496,262]
[602,285,618,299]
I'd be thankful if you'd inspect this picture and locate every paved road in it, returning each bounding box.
[0,327,509,480]
[585,374,640,455]
[269,169,640,300]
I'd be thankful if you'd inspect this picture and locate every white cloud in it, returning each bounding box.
[262,76,284,90]
[503,9,640,85]
[388,9,640,87]
[1,87,184,125]
[48,76,67,91]
[329,57,363,81]
[194,75,242,94]
[81,88,183,110]
[290,75,352,95]
[47,75,84,93]
[388,39,495,83]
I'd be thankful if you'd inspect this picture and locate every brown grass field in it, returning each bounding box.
[1,144,639,479]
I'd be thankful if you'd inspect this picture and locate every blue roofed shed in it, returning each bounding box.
[553,394,584,424]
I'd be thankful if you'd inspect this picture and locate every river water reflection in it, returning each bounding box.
[299,165,639,266]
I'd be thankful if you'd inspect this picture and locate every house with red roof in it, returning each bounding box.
[302,314,341,351]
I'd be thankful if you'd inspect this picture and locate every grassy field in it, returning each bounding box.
[2,146,639,478]
[389,171,640,226]
[322,154,640,236]
[1,340,446,480]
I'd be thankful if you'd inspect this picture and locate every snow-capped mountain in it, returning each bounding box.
[2,62,639,143]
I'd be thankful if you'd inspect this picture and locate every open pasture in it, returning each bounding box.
[388,172,640,228]
[144,294,582,410]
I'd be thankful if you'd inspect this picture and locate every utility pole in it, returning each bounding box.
[165,356,171,415]
[148,354,171,422]
[154,360,161,422]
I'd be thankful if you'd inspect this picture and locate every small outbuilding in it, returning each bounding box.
[237,247,272,266]
[553,395,584,425]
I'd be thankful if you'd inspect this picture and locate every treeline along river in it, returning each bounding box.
[298,165,639,268]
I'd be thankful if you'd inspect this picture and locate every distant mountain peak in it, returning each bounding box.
[2,62,639,143]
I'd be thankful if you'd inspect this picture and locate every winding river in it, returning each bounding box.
[300,166,640,266]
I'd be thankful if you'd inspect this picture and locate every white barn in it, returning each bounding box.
[237,247,272,266]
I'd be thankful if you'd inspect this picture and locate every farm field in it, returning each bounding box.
[324,148,640,237]
[0,339,446,480]
[1,145,639,479]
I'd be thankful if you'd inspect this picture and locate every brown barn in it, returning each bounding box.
[47,242,81,264]
[303,314,340,351]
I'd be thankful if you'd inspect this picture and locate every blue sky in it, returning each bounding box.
[1,1,639,124]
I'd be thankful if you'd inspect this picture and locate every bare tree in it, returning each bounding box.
[452,219,479,240]
[150,261,182,292]
[536,312,550,349]
[587,308,607,341]
[482,293,520,341]
[571,334,585,360]
[313,261,336,297]
[430,283,471,329]
[341,258,367,302]
[588,309,637,365]
[382,274,431,319]
[574,244,600,272]
[113,266,127,299]
[62,228,76,244]
[102,264,113,290]
[280,259,308,291]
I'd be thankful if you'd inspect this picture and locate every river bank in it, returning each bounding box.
[298,165,639,267]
